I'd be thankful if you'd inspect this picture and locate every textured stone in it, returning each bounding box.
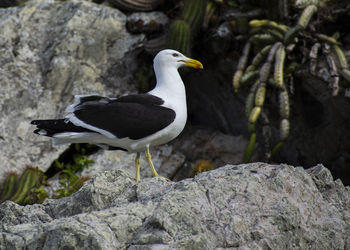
[126,11,169,34]
[170,127,248,180]
[0,0,144,180]
[174,127,247,164]
[1,163,349,249]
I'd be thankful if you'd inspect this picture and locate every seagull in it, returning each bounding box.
[31,49,203,181]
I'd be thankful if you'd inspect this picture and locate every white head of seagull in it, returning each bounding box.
[31,49,203,181]
[153,49,203,70]
[151,49,203,99]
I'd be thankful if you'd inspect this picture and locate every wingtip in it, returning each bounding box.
[33,128,47,136]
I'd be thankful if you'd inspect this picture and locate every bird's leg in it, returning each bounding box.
[144,147,160,177]
[135,152,141,181]
[145,147,169,181]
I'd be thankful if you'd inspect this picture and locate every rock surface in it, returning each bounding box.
[0,0,144,180]
[126,11,169,34]
[1,163,349,249]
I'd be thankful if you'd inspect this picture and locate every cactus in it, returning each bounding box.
[250,34,278,45]
[255,85,266,107]
[279,90,290,119]
[316,34,338,45]
[167,20,191,55]
[233,42,251,92]
[0,173,18,202]
[243,132,256,163]
[285,5,317,45]
[0,167,48,205]
[333,44,349,70]
[183,0,207,32]
[235,4,350,162]
[341,69,350,82]
[167,0,207,55]
[279,119,290,141]
[245,80,259,118]
[284,25,303,45]
[274,45,286,89]
[245,45,272,73]
[10,168,37,204]
[0,168,47,205]
[0,143,95,205]
[240,70,259,85]
[297,5,317,29]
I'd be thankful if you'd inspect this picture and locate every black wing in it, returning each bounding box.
[31,119,93,137]
[72,94,176,140]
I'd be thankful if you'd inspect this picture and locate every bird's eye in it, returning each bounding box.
[172,53,179,57]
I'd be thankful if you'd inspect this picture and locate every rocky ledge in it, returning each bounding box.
[0,163,349,249]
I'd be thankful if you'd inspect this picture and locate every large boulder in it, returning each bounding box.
[0,0,144,180]
[1,163,349,249]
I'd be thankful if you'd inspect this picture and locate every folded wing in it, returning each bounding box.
[66,94,176,140]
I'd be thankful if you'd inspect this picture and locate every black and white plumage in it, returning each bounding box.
[31,49,203,180]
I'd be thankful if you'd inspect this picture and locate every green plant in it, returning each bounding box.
[54,144,93,198]
[0,167,48,205]
[168,20,191,55]
[0,172,18,202]
[0,143,95,205]
[233,4,350,162]
[167,0,208,54]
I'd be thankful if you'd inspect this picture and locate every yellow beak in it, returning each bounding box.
[180,58,203,69]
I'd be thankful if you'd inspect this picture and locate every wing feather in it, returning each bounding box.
[66,94,176,140]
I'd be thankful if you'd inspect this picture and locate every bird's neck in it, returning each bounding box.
[151,66,186,100]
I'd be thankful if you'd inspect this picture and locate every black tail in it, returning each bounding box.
[31,119,92,137]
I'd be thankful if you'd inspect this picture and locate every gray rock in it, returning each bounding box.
[170,126,248,180]
[127,11,168,26]
[126,11,169,34]
[174,127,247,165]
[1,163,349,249]
[0,0,144,181]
